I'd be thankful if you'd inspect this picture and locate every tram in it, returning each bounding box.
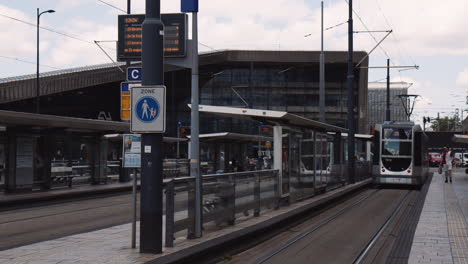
[373,122,429,186]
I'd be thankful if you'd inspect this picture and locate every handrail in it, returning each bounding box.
[165,169,279,185]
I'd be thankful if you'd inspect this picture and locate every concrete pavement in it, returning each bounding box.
[0,180,370,264]
[409,169,468,264]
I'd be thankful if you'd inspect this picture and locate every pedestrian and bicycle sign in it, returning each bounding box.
[131,86,166,133]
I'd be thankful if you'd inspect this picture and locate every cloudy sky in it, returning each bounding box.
[0,0,467,124]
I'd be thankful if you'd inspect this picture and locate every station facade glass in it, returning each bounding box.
[197,63,364,135]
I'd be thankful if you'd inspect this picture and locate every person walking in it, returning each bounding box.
[441,147,455,183]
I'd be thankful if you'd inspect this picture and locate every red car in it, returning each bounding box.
[429,152,442,167]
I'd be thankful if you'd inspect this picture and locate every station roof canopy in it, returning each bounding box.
[193,104,348,133]
[328,132,373,140]
[0,110,130,133]
[189,132,272,142]
[0,50,368,105]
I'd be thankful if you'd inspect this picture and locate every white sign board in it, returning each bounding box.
[123,134,141,168]
[131,86,166,133]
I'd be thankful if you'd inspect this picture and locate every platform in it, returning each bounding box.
[0,179,370,264]
[409,169,468,264]
[0,181,138,209]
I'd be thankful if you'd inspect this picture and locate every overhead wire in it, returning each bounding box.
[96,0,126,13]
[344,0,390,59]
[373,0,416,86]
[0,55,61,70]
[374,0,416,66]
[0,13,116,51]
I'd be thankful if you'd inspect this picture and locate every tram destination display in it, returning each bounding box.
[117,13,187,61]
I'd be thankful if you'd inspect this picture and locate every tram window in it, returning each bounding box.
[382,141,411,156]
[383,128,412,140]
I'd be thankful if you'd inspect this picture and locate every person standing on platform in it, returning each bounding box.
[441,147,454,183]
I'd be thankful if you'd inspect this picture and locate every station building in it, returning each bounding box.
[367,82,411,130]
[0,50,369,191]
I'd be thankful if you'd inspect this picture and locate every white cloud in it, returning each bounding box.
[456,68,468,87]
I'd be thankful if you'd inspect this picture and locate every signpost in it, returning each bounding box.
[122,134,141,248]
[117,13,188,61]
[138,0,165,253]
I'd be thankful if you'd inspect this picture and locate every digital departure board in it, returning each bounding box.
[117,13,187,61]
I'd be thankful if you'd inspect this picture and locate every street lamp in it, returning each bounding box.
[36,8,55,114]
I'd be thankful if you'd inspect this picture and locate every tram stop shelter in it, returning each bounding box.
[192,104,359,202]
[0,110,131,192]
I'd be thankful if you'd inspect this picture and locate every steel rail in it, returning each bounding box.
[352,190,412,264]
[256,189,380,264]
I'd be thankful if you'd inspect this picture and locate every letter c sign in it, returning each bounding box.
[127,67,142,81]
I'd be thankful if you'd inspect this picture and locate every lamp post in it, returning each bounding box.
[36,8,55,114]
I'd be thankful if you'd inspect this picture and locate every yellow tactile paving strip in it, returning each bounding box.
[445,182,468,264]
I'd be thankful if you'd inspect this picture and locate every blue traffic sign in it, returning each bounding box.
[127,67,142,81]
[131,86,166,133]
[135,97,160,123]
[181,0,198,12]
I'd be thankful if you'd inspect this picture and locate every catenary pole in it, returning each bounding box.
[190,11,202,238]
[36,8,40,114]
[140,0,164,253]
[319,0,325,122]
[386,58,391,121]
[347,0,355,183]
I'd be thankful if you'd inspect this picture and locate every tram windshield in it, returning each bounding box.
[383,127,412,140]
[382,158,412,171]
[382,141,412,156]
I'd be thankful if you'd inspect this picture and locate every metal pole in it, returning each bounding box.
[177,122,180,159]
[131,168,137,248]
[386,58,390,121]
[36,8,40,114]
[126,0,131,70]
[319,0,325,123]
[347,0,355,184]
[140,0,164,253]
[437,112,440,131]
[190,12,202,238]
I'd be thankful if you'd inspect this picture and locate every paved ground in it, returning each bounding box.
[0,192,138,250]
[409,169,468,264]
[0,180,370,264]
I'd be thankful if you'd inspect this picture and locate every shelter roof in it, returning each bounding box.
[193,104,348,133]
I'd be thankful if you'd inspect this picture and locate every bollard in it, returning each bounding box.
[254,172,260,217]
[165,180,175,247]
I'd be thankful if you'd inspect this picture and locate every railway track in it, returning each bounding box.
[224,187,418,264]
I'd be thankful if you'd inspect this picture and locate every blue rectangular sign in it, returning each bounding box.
[127,67,142,81]
[181,0,198,12]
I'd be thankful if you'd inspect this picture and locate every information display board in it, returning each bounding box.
[117,13,187,61]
